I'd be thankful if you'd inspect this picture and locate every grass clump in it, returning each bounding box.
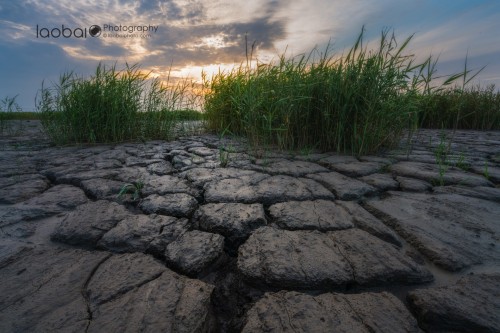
[117,181,144,202]
[204,28,497,155]
[0,95,26,135]
[169,109,205,121]
[37,63,199,144]
[0,111,40,121]
[418,84,500,130]
[204,28,427,155]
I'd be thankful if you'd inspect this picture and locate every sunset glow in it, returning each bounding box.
[1,1,499,110]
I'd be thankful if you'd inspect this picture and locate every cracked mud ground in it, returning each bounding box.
[1,120,499,332]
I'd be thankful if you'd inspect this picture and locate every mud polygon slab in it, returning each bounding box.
[188,146,216,157]
[238,227,352,288]
[243,291,422,333]
[396,176,432,192]
[255,176,335,205]
[146,160,174,176]
[408,273,500,332]
[165,230,225,276]
[80,178,125,200]
[306,172,376,200]
[98,215,181,253]
[57,169,120,186]
[0,246,216,333]
[0,247,109,333]
[140,193,198,217]
[366,191,500,271]
[205,175,334,204]
[193,203,267,244]
[41,164,89,181]
[469,165,500,183]
[146,217,190,255]
[360,173,399,191]
[202,177,261,204]
[86,253,164,308]
[0,161,38,177]
[13,184,88,216]
[51,200,132,247]
[181,167,268,188]
[86,158,122,169]
[0,184,88,230]
[269,200,354,231]
[432,185,500,203]
[114,166,147,183]
[0,177,50,204]
[250,160,329,176]
[87,266,216,332]
[94,148,130,162]
[328,161,385,177]
[0,173,47,189]
[331,228,430,285]
[142,175,198,197]
[336,201,401,246]
[0,206,47,228]
[125,156,148,167]
[238,227,431,288]
[390,161,493,187]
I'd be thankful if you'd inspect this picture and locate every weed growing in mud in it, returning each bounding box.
[218,146,231,167]
[117,181,144,202]
[483,162,490,180]
[217,126,235,167]
[433,132,453,185]
[432,131,473,185]
[455,152,470,171]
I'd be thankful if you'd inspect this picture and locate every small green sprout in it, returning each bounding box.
[117,181,144,201]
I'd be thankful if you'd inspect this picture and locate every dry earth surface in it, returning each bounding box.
[1,120,499,332]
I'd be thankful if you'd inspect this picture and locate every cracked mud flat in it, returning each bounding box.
[1,120,500,332]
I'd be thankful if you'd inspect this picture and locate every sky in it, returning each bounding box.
[1,0,499,111]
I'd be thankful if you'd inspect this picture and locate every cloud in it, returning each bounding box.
[1,0,499,109]
[410,3,500,63]
[0,20,32,42]
[4,0,287,67]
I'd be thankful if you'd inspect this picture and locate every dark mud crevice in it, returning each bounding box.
[200,258,265,333]
[343,296,374,333]
[280,294,300,333]
[81,253,112,333]
[222,237,245,257]
[96,270,165,307]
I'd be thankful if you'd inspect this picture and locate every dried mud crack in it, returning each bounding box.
[1,121,499,332]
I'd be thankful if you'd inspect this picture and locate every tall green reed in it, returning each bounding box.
[417,84,500,130]
[204,28,491,155]
[37,63,199,144]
